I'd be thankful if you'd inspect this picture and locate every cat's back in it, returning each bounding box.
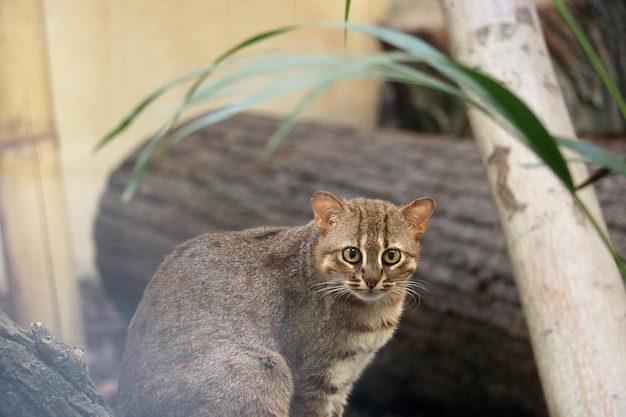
[119,225,313,417]
[136,223,314,318]
[123,223,318,354]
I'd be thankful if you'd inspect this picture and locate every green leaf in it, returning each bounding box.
[94,67,215,151]
[164,52,490,156]
[121,122,173,202]
[556,136,626,182]
[343,0,351,45]
[176,25,301,118]
[101,21,605,201]
[262,82,333,159]
[98,19,625,274]
[315,21,574,191]
[315,21,446,61]
[572,193,626,277]
[166,73,333,145]
[447,64,575,191]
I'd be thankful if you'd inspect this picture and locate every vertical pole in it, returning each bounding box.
[0,1,82,345]
[440,1,626,416]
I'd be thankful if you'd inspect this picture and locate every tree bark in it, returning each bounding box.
[440,1,626,416]
[0,310,114,417]
[95,112,625,416]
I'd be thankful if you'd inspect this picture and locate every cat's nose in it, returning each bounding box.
[364,278,379,289]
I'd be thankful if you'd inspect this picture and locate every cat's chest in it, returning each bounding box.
[325,327,392,387]
[318,304,402,413]
[329,311,398,378]
[317,303,402,383]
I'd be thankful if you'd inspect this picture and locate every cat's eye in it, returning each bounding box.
[342,247,362,264]
[382,249,401,265]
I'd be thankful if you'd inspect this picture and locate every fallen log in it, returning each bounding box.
[95,112,625,417]
[0,310,115,417]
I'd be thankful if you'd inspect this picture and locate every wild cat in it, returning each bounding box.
[118,191,435,417]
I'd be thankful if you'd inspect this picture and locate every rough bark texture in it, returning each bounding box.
[95,112,625,417]
[0,310,114,417]
[379,0,626,136]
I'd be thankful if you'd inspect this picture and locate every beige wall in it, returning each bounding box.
[40,1,391,280]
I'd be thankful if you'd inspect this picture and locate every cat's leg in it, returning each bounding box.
[289,390,348,417]
[186,345,293,417]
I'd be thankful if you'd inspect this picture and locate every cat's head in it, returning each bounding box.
[311,191,435,303]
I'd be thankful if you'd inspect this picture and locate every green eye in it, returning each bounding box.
[382,249,401,265]
[342,247,362,264]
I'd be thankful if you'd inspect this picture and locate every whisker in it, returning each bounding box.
[309,281,338,289]
[310,280,351,303]
[417,260,430,268]
[331,287,352,302]
[401,288,421,310]
[309,280,343,290]
[407,279,430,293]
[395,279,429,310]
[313,286,341,296]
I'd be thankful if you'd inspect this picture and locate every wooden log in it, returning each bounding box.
[95,112,625,417]
[0,310,114,417]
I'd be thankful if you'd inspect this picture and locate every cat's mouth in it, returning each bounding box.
[343,278,390,302]
[350,287,387,302]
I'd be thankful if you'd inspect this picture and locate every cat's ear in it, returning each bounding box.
[311,191,344,233]
[401,197,435,239]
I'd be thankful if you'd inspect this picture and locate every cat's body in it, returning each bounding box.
[117,192,435,417]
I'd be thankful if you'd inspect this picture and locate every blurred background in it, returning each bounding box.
[1,0,624,416]
[0,0,390,337]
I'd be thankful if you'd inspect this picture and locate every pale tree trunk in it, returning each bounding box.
[439,1,626,417]
[0,1,82,345]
